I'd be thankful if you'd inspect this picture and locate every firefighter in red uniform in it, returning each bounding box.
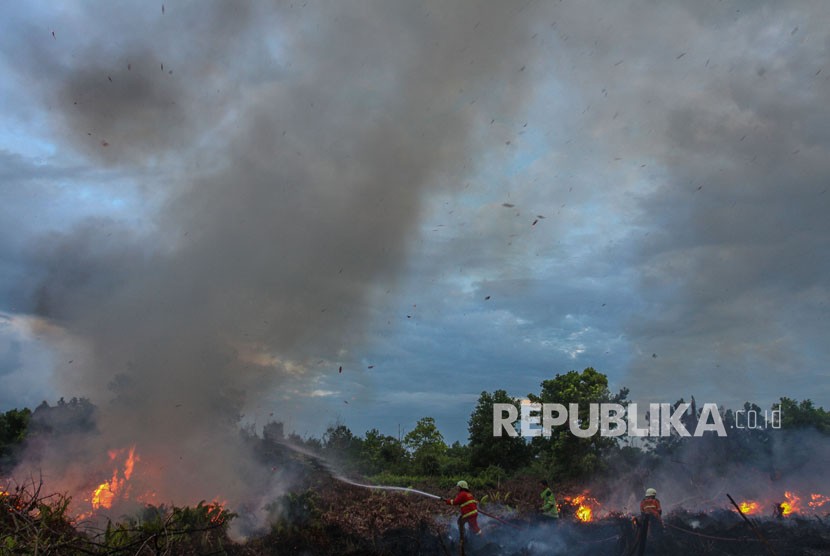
[640,488,662,522]
[445,480,481,538]
[635,487,663,554]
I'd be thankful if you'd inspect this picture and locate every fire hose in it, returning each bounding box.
[278,441,527,532]
[335,474,524,530]
[475,508,525,531]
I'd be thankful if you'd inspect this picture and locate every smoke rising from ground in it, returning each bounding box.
[5,0,545,508]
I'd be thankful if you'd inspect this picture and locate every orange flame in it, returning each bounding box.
[89,446,139,511]
[564,493,598,522]
[779,491,800,516]
[738,500,760,515]
[809,494,830,510]
[576,504,593,522]
[206,500,228,525]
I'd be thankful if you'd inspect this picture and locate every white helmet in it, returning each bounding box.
[457,480,469,489]
[645,488,657,497]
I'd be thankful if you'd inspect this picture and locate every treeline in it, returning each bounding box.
[3,368,830,484]
[244,367,830,487]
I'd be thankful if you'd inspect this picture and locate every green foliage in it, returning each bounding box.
[439,441,471,476]
[0,407,30,471]
[404,417,447,475]
[468,389,532,471]
[358,429,410,475]
[268,490,322,536]
[323,423,363,471]
[0,477,237,556]
[479,489,512,508]
[528,367,628,480]
[778,397,830,432]
[1,481,83,555]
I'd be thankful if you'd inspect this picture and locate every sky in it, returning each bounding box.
[1,0,829,450]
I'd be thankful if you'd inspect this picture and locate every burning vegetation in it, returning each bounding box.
[3,371,830,554]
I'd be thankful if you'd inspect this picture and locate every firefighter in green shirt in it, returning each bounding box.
[540,479,559,518]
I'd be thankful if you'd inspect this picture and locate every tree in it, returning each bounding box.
[778,397,830,433]
[323,424,362,469]
[0,407,31,471]
[468,390,531,471]
[358,429,409,475]
[404,417,447,475]
[528,367,627,480]
[28,397,97,436]
[441,441,472,476]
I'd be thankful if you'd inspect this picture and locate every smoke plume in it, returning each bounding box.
[6,0,544,513]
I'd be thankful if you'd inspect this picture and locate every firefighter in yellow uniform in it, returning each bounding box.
[540,479,559,519]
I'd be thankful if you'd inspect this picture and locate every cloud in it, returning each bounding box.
[0,0,548,504]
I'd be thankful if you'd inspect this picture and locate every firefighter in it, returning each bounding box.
[633,488,663,554]
[445,480,481,538]
[539,479,559,519]
[640,488,662,522]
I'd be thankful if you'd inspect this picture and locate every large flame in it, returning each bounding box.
[77,446,229,523]
[88,446,139,511]
[779,491,800,516]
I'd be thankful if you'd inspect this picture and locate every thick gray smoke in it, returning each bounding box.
[5,0,544,512]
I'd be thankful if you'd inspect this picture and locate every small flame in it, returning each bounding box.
[206,500,228,525]
[809,494,830,509]
[738,500,760,515]
[564,492,598,522]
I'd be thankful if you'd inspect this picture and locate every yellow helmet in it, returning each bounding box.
[645,488,657,497]
[457,480,469,489]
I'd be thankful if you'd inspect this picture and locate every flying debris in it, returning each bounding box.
[162,4,165,14]
[502,203,515,208]
[338,366,342,373]
[367,365,374,369]
[51,31,56,39]
[652,353,657,358]
[676,52,686,59]
[485,296,491,300]
[100,140,109,147]
[532,219,538,226]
